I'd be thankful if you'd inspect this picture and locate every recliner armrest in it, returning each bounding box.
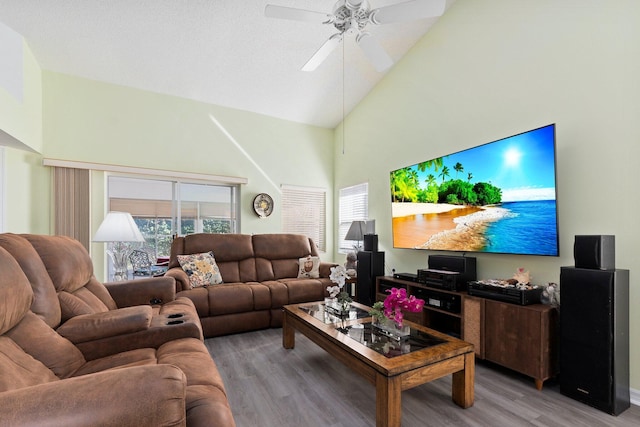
[56,305,152,343]
[165,267,191,292]
[0,365,187,427]
[105,276,176,307]
[319,262,339,278]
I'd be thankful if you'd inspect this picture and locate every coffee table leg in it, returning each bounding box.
[282,312,295,349]
[452,352,475,408]
[376,373,401,427]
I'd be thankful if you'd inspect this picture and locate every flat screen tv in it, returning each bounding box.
[390,124,559,256]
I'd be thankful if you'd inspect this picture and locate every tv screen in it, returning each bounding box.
[390,124,559,256]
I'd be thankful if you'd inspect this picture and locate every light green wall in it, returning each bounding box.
[0,36,49,234]
[3,148,50,233]
[335,0,640,389]
[0,40,43,152]
[41,71,335,267]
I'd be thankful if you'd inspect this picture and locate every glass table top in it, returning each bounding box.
[342,323,446,358]
[298,303,446,358]
[299,303,371,324]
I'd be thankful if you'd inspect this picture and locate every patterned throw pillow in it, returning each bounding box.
[297,255,320,279]
[177,251,223,287]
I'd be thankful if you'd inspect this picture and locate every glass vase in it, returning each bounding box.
[324,297,349,317]
[372,316,410,340]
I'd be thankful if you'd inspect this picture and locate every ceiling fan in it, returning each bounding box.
[265,0,446,72]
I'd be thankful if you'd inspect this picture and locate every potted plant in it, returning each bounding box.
[326,265,352,313]
[369,287,425,338]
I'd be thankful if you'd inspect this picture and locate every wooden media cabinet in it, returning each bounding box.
[376,276,558,389]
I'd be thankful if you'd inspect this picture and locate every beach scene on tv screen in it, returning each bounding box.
[390,124,558,256]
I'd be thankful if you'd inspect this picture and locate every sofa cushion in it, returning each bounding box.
[0,246,34,335]
[181,234,254,263]
[5,312,85,379]
[22,235,97,294]
[178,251,223,288]
[58,289,111,322]
[297,255,320,279]
[0,337,59,392]
[206,283,271,316]
[253,234,318,281]
[72,348,159,376]
[0,234,61,328]
[252,233,316,259]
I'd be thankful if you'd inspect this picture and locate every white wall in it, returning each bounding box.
[335,0,640,389]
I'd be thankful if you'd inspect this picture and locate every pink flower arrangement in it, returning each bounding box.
[383,287,425,327]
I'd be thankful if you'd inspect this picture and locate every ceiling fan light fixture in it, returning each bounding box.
[266,0,447,71]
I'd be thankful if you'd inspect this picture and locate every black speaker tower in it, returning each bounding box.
[356,250,384,307]
[560,241,630,416]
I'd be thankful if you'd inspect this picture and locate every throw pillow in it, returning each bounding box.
[177,251,223,287]
[298,255,320,279]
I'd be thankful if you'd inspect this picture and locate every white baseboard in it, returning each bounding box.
[631,387,640,406]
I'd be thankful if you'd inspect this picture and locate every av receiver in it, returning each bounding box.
[417,268,461,291]
[412,287,461,314]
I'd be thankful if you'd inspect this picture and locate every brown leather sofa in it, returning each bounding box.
[0,243,235,426]
[166,233,336,337]
[0,233,203,360]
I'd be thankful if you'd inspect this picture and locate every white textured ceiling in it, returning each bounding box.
[0,0,453,128]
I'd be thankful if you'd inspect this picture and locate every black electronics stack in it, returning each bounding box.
[426,255,477,291]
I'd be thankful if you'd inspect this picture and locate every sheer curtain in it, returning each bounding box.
[52,166,90,249]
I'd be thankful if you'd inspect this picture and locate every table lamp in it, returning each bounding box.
[93,211,145,281]
[345,221,366,252]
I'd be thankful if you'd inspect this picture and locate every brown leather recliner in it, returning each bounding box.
[0,233,202,360]
[0,245,235,427]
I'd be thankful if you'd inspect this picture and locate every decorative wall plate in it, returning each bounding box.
[253,193,274,218]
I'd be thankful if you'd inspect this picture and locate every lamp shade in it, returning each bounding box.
[93,211,144,242]
[345,220,375,241]
[345,221,366,241]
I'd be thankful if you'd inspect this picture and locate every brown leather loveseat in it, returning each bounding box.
[0,233,203,360]
[166,233,336,337]
[0,242,235,426]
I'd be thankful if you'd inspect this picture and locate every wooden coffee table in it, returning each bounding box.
[282,301,474,427]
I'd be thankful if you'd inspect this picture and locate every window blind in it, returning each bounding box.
[282,185,326,252]
[338,183,369,253]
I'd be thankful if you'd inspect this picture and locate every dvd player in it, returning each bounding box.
[417,268,462,291]
[393,272,418,282]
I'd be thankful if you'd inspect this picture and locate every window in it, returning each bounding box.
[282,184,326,252]
[108,176,239,257]
[338,183,369,253]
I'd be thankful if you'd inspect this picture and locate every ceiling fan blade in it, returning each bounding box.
[370,0,446,24]
[356,32,393,72]
[265,5,332,24]
[302,33,343,72]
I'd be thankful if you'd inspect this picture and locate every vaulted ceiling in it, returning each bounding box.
[0,0,454,128]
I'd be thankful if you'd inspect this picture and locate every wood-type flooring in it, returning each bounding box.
[206,328,640,427]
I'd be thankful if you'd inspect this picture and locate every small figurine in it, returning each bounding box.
[344,251,357,277]
[513,267,531,285]
[541,282,560,306]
